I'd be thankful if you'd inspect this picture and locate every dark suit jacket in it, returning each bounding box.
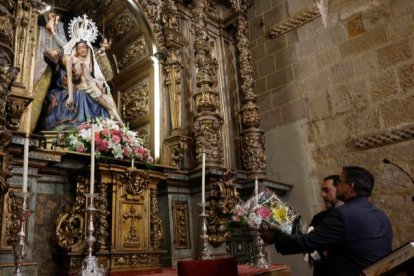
[309,209,333,276]
[275,197,392,276]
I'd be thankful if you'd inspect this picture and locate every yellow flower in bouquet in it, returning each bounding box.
[271,206,288,224]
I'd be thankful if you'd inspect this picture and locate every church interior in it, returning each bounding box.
[0,0,413,275]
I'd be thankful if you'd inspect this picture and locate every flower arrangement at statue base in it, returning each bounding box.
[66,117,153,163]
[228,185,306,236]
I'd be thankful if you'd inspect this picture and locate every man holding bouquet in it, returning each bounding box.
[306,175,343,276]
[261,166,392,276]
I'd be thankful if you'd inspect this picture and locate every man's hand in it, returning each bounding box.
[259,228,276,244]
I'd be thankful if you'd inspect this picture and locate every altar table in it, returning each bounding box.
[110,264,291,276]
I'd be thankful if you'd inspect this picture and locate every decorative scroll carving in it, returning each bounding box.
[117,38,147,70]
[136,124,150,148]
[4,190,23,248]
[121,78,150,121]
[207,171,239,247]
[192,0,223,168]
[55,176,87,252]
[123,169,150,195]
[194,117,223,165]
[123,206,142,245]
[227,2,267,176]
[138,0,165,54]
[354,124,414,150]
[150,188,163,249]
[0,66,19,195]
[171,138,187,168]
[172,201,191,249]
[0,5,15,53]
[113,253,160,266]
[109,13,135,39]
[269,4,321,39]
[6,91,32,130]
[96,183,109,251]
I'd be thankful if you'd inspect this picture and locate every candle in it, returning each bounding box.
[255,176,259,205]
[131,158,134,168]
[90,123,95,195]
[201,150,206,213]
[22,136,29,193]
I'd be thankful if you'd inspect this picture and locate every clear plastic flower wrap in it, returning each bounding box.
[229,184,306,235]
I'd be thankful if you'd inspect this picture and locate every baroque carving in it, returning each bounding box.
[55,176,88,252]
[96,184,109,251]
[207,171,239,247]
[123,205,142,245]
[113,253,160,266]
[192,0,223,168]
[6,91,32,130]
[4,191,23,247]
[150,188,163,249]
[231,12,267,175]
[121,78,150,121]
[117,38,147,70]
[123,169,150,195]
[172,201,190,249]
[269,4,321,38]
[109,13,135,39]
[0,5,15,50]
[240,101,260,128]
[241,132,267,172]
[194,117,223,165]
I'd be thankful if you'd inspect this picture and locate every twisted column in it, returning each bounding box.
[231,0,267,176]
[192,0,223,168]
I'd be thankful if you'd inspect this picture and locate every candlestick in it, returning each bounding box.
[255,177,259,205]
[22,136,29,193]
[90,123,95,195]
[201,151,206,214]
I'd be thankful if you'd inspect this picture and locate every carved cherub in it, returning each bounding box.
[97,37,112,56]
[45,12,60,36]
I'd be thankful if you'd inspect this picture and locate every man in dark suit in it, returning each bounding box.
[262,166,393,276]
[306,174,343,276]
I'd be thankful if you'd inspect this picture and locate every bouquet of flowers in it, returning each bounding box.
[66,117,153,162]
[230,185,305,235]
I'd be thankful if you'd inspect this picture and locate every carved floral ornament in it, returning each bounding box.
[123,169,150,195]
[121,78,150,121]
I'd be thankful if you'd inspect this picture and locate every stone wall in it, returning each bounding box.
[248,0,414,271]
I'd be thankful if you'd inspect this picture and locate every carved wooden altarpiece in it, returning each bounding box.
[55,163,166,274]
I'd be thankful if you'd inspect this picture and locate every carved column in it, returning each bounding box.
[10,0,38,133]
[229,0,267,177]
[192,0,223,168]
[162,0,191,169]
[0,0,19,198]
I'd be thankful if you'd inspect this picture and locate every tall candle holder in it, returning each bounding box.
[13,191,33,276]
[252,230,268,269]
[80,193,105,276]
[199,204,213,260]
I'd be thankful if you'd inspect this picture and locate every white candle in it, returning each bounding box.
[90,123,95,195]
[255,176,259,205]
[22,136,29,193]
[131,158,134,168]
[201,151,206,213]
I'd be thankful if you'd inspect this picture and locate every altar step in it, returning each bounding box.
[110,268,177,276]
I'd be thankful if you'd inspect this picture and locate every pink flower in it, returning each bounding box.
[77,123,90,131]
[101,129,110,136]
[76,146,85,152]
[138,146,146,154]
[232,215,241,222]
[96,139,109,152]
[147,156,154,163]
[112,135,121,144]
[255,207,272,220]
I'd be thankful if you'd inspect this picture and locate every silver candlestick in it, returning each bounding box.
[199,204,213,260]
[13,192,33,276]
[80,193,105,276]
[252,230,268,268]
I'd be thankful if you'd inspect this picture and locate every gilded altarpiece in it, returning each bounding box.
[55,164,166,273]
